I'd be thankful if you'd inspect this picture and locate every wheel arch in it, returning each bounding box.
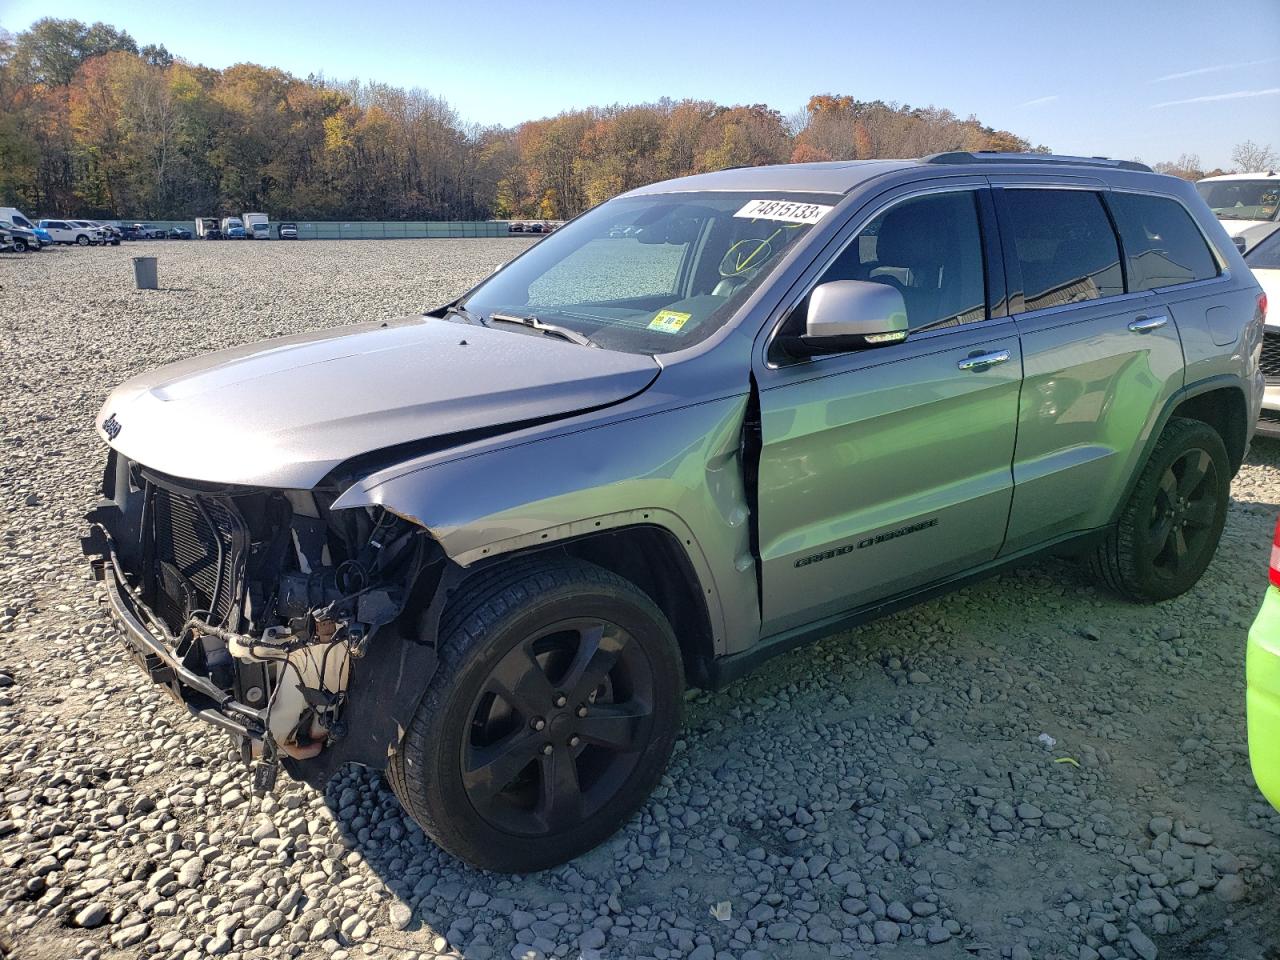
[1109,374,1250,527]
[1168,382,1249,474]
[455,523,719,688]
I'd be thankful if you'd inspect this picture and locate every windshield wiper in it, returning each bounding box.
[441,303,488,326]
[490,312,594,347]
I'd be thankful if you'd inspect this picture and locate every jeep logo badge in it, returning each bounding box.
[102,413,122,440]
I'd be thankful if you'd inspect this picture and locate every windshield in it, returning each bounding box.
[460,190,839,353]
[1196,180,1280,221]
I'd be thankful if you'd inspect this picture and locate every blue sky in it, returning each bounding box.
[4,0,1279,169]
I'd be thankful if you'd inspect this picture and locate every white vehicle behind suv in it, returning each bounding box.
[38,219,102,246]
[1197,171,1280,238]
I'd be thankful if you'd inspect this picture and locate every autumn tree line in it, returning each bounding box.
[1,17,1060,222]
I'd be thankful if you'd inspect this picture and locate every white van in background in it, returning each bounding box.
[243,212,269,239]
[0,207,38,234]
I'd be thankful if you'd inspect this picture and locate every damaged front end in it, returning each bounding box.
[82,450,448,788]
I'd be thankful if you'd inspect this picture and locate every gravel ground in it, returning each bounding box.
[1,239,1278,960]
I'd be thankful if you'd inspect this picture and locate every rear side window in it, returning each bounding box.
[1109,193,1218,290]
[1004,189,1124,312]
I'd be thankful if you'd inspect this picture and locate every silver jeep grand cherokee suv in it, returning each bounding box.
[84,152,1265,872]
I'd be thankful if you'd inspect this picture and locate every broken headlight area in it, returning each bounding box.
[87,455,437,765]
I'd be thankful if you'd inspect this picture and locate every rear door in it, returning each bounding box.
[992,182,1186,553]
[753,184,1023,635]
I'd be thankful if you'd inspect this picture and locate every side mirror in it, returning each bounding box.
[785,280,909,356]
[1232,235,1247,254]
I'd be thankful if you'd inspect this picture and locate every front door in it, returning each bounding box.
[754,187,1022,636]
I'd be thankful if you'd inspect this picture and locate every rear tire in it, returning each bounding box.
[388,559,683,873]
[1090,417,1229,602]
[76,234,89,246]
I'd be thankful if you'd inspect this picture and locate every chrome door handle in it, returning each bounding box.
[1128,315,1168,334]
[957,349,1011,371]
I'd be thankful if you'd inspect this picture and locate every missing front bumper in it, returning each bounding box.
[83,507,448,788]
[83,519,269,744]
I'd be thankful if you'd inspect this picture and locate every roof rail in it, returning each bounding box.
[922,151,1153,173]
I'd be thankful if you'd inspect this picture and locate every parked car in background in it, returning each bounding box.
[0,206,39,236]
[1247,228,1280,437]
[1196,172,1280,238]
[278,222,298,240]
[88,221,122,245]
[119,224,142,240]
[168,226,193,240]
[1248,519,1280,812]
[195,218,222,240]
[38,219,101,246]
[221,217,246,239]
[0,223,12,251]
[243,212,270,239]
[0,219,39,252]
[84,152,1263,872]
[131,223,167,240]
[508,221,525,233]
[69,220,109,245]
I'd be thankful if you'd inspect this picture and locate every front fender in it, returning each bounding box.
[332,396,759,655]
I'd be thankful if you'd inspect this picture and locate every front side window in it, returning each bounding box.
[810,191,988,331]
[1004,189,1123,312]
[1246,229,1280,270]
[1109,193,1218,290]
[462,191,837,353]
[1196,180,1280,222]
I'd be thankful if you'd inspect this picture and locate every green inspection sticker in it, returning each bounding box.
[648,310,691,333]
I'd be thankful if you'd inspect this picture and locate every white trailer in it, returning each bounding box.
[194,217,221,239]
[243,212,270,239]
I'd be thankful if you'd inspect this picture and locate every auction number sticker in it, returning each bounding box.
[734,199,833,224]
[648,310,691,333]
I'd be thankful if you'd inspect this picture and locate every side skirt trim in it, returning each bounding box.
[707,526,1107,690]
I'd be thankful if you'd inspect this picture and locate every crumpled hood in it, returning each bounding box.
[97,316,660,488]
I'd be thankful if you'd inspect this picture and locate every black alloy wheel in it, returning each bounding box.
[388,559,683,873]
[1146,447,1219,583]
[460,617,655,837]
[1091,416,1229,601]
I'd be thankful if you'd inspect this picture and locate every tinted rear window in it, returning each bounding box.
[1109,193,1218,290]
[1004,190,1123,312]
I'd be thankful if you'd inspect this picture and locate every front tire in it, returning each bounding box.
[11,239,27,252]
[1090,417,1230,602]
[388,559,683,873]
[76,234,90,246]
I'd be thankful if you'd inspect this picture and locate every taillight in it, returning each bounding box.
[1260,292,1269,327]
[1271,518,1280,588]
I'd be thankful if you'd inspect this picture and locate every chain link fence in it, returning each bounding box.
[100,220,513,239]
